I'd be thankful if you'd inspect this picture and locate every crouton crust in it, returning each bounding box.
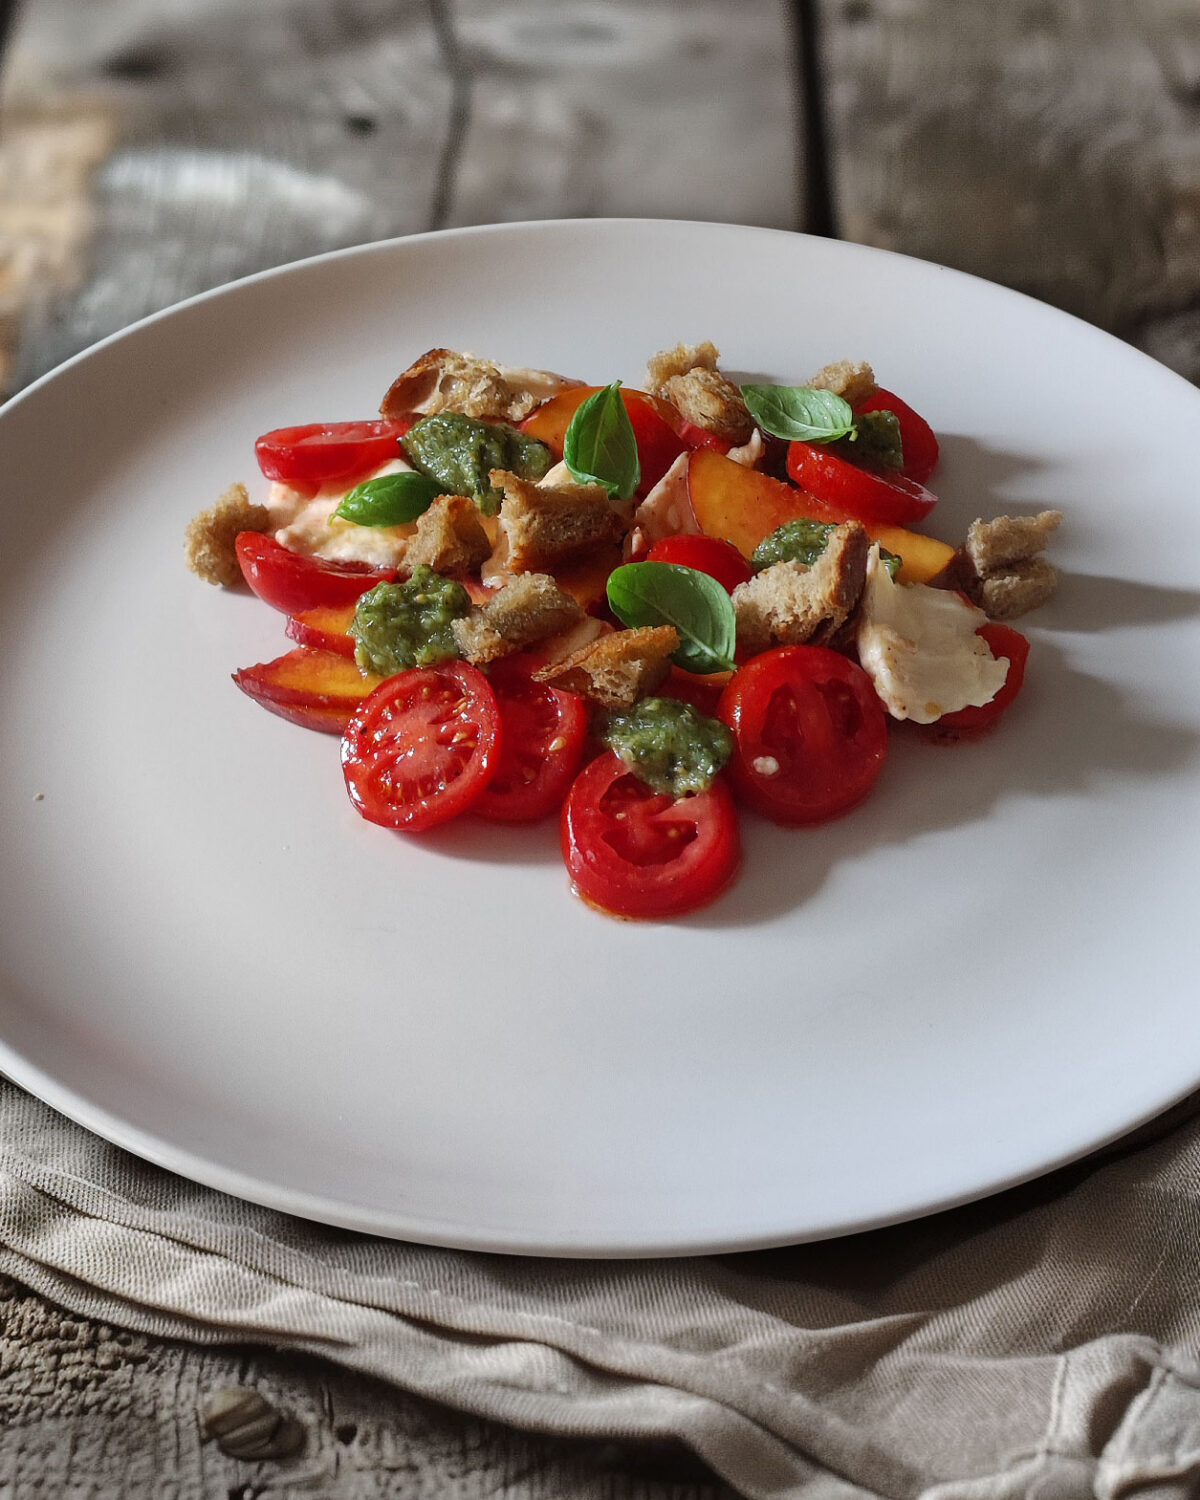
[492,469,625,573]
[533,625,678,708]
[380,348,578,424]
[644,341,721,391]
[951,509,1063,619]
[807,360,876,406]
[731,521,871,654]
[452,573,585,665]
[660,367,754,445]
[184,482,270,587]
[401,493,491,578]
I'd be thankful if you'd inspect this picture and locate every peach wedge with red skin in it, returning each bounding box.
[685,448,956,585]
[233,647,381,733]
[284,602,357,657]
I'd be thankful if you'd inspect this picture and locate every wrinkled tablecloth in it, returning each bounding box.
[2,1080,1198,1499]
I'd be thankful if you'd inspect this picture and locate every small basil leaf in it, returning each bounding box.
[564,383,641,502]
[740,384,856,444]
[333,471,445,527]
[606,561,737,675]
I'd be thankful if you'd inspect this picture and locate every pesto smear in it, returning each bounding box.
[349,565,469,676]
[752,518,901,577]
[402,413,552,516]
[601,697,733,798]
[835,408,903,471]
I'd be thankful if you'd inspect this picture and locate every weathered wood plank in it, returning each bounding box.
[819,0,1200,378]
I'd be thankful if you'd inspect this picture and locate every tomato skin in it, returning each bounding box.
[646,535,753,593]
[561,752,741,919]
[673,417,733,455]
[786,441,937,526]
[854,387,940,485]
[474,658,589,823]
[718,646,888,825]
[236,533,393,615]
[255,419,412,487]
[623,398,689,496]
[341,662,501,832]
[922,623,1030,741]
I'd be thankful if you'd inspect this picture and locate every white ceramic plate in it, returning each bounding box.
[2,220,1199,1256]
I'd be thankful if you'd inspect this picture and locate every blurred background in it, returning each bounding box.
[2,0,1200,399]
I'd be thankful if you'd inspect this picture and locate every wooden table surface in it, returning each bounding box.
[1,1,1198,1494]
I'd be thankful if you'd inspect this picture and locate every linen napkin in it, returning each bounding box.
[1,1078,1199,1499]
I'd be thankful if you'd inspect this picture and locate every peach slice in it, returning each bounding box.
[685,449,955,585]
[284,602,357,657]
[233,647,381,733]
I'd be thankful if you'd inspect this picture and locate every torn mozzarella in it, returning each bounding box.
[626,453,697,559]
[267,457,416,568]
[727,429,766,468]
[855,547,1009,723]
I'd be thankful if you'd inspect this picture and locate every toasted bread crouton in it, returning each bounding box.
[808,359,876,406]
[660,367,754,446]
[951,509,1063,619]
[534,626,678,708]
[452,573,585,665]
[400,493,490,578]
[645,341,721,391]
[492,469,625,573]
[184,482,269,587]
[732,521,871,653]
[380,348,578,423]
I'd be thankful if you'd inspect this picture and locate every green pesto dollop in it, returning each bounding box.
[349,565,469,676]
[834,408,904,471]
[601,697,733,798]
[401,413,553,517]
[752,519,901,578]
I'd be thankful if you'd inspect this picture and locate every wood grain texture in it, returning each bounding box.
[819,0,1200,378]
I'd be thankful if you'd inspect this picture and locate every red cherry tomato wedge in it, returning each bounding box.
[854,387,940,484]
[474,658,589,823]
[236,533,393,615]
[786,441,937,526]
[646,534,753,593]
[718,646,888,825]
[922,623,1030,741]
[255,419,412,488]
[561,752,740,919]
[341,662,501,832]
[672,417,733,455]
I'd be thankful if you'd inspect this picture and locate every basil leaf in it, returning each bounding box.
[740,384,856,444]
[606,561,737,675]
[333,471,445,527]
[563,382,641,501]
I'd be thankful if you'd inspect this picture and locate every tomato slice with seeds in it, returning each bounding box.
[474,658,589,823]
[786,441,937,526]
[341,662,501,832]
[717,646,888,825]
[255,419,412,488]
[561,751,740,919]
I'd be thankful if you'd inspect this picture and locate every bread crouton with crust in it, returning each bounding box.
[492,469,625,574]
[808,359,876,406]
[452,573,585,665]
[644,341,753,446]
[185,482,270,587]
[401,493,491,578]
[380,348,578,424]
[534,625,678,709]
[731,521,871,653]
[951,510,1063,620]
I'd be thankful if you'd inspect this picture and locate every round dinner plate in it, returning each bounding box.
[1,219,1198,1256]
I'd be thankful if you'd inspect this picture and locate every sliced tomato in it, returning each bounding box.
[561,751,740,919]
[672,417,733,455]
[236,533,393,615]
[786,441,937,526]
[922,623,1030,741]
[341,662,501,832]
[474,658,589,823]
[646,534,753,593]
[854,387,940,484]
[717,646,888,824]
[255,419,412,487]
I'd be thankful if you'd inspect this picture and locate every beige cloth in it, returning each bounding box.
[1,1080,1199,1499]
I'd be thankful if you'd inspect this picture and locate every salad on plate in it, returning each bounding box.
[185,342,1061,919]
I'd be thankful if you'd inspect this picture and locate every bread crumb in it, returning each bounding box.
[534,625,678,708]
[185,482,270,587]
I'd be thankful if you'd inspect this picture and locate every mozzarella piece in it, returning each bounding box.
[856,547,1008,722]
[267,457,417,568]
